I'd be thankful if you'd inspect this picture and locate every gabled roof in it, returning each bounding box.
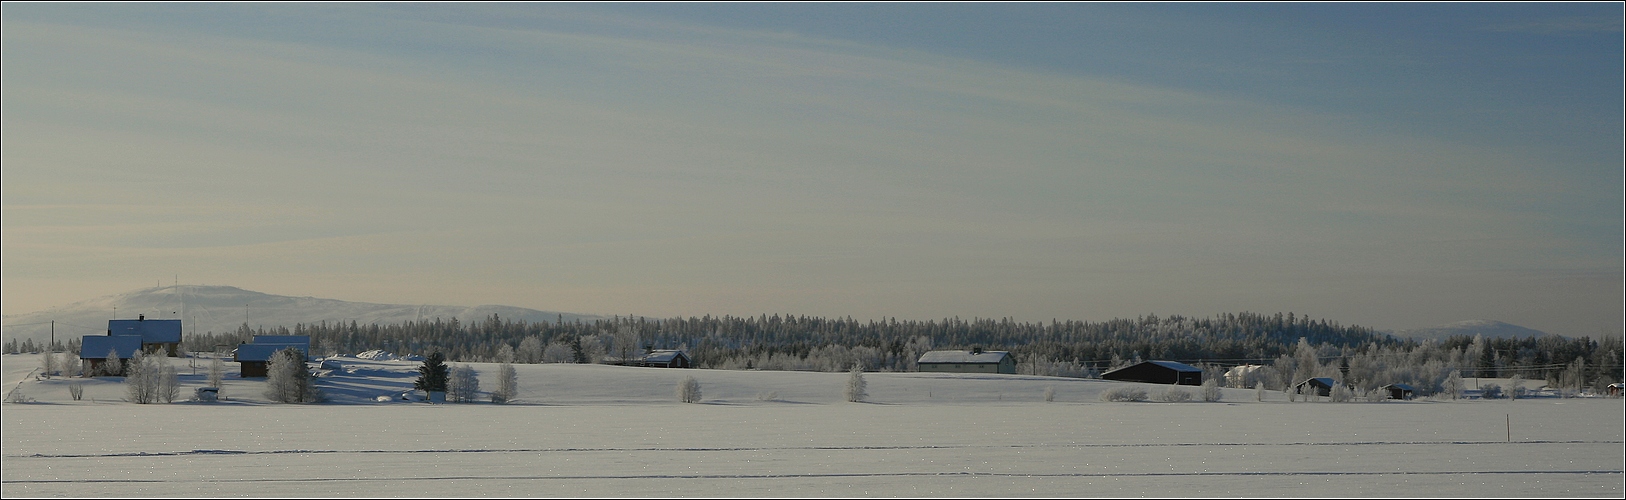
[107,319,182,344]
[1382,383,1415,391]
[643,350,688,363]
[234,343,309,363]
[917,350,1011,364]
[80,335,144,359]
[252,335,310,345]
[1101,360,1203,376]
[1298,377,1337,387]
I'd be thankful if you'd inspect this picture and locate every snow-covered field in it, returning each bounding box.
[3,353,1621,497]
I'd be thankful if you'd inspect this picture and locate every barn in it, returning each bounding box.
[1381,383,1416,400]
[107,315,182,357]
[1295,377,1337,397]
[79,335,144,376]
[606,349,693,368]
[233,336,311,378]
[1100,360,1203,386]
[917,349,1016,374]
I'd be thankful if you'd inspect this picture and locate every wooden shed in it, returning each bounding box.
[1100,360,1203,386]
[1294,377,1337,397]
[917,348,1016,374]
[1381,383,1416,400]
[79,335,144,377]
[107,315,182,357]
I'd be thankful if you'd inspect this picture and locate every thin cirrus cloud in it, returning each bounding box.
[2,4,1619,337]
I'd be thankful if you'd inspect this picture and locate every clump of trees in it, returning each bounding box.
[264,347,320,403]
[677,376,702,403]
[125,350,180,404]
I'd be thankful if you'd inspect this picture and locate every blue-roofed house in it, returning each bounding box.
[1101,360,1204,386]
[79,335,145,376]
[917,348,1017,374]
[233,343,310,378]
[107,315,182,356]
[1381,383,1416,400]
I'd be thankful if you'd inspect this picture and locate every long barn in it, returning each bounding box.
[917,349,1016,374]
[1100,360,1203,386]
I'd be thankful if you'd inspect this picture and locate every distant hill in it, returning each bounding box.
[1392,320,1555,342]
[0,285,602,346]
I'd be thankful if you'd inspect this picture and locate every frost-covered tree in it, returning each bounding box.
[845,366,868,403]
[612,324,641,365]
[264,347,320,403]
[448,364,480,403]
[40,350,58,378]
[542,341,574,363]
[68,383,84,401]
[1329,383,1354,403]
[125,351,160,404]
[1441,369,1464,400]
[677,375,702,403]
[59,352,80,378]
[1200,379,1222,402]
[1100,386,1147,402]
[1043,386,1056,402]
[495,344,515,364]
[516,336,544,364]
[1508,374,1524,400]
[158,360,180,403]
[1255,382,1266,402]
[491,362,518,403]
[207,357,225,389]
[100,348,123,377]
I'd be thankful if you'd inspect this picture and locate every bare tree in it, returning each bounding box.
[208,357,225,389]
[612,325,641,365]
[1200,379,1222,402]
[264,347,320,403]
[448,364,480,403]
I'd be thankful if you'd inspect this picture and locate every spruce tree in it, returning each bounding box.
[415,352,450,394]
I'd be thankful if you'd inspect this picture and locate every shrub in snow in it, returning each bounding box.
[845,366,868,403]
[1200,379,1222,402]
[68,383,84,401]
[490,362,518,403]
[1365,388,1387,402]
[1508,375,1524,400]
[1099,386,1147,402]
[5,387,32,403]
[448,364,481,403]
[756,390,778,402]
[1044,386,1056,402]
[265,347,321,403]
[677,376,702,403]
[1156,385,1192,402]
[1480,384,1503,399]
[1329,384,1354,403]
[40,350,58,378]
[1255,382,1266,402]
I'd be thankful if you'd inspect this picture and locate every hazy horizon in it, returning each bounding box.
[4,4,1621,337]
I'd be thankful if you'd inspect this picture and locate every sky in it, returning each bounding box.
[2,3,1621,337]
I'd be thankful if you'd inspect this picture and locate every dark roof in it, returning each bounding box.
[918,350,1011,364]
[107,319,182,344]
[1102,360,1202,376]
[1382,383,1415,391]
[643,350,688,363]
[234,343,309,362]
[80,335,144,359]
[1298,377,1337,387]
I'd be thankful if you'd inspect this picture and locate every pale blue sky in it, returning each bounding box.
[3,3,1620,336]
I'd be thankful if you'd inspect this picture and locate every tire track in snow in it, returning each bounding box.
[11,439,1621,459]
[5,469,1621,484]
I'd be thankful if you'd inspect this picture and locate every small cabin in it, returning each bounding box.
[917,348,1016,374]
[1101,360,1203,386]
[1294,377,1337,397]
[107,315,183,357]
[1379,383,1415,400]
[606,349,693,368]
[79,335,145,376]
[233,343,310,378]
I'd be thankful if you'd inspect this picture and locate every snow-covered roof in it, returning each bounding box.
[917,350,1010,364]
[234,343,309,362]
[643,350,687,363]
[1298,377,1336,387]
[80,335,144,359]
[107,318,182,344]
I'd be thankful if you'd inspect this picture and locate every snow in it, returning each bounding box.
[2,353,1621,497]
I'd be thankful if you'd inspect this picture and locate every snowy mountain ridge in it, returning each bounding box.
[1390,319,1555,342]
[1,285,602,346]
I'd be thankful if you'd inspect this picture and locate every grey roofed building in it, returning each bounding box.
[917,349,1016,374]
[1100,360,1203,386]
[1294,377,1337,397]
[233,342,311,378]
[605,349,693,368]
[79,335,145,376]
[1381,383,1416,400]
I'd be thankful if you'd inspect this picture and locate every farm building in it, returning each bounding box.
[107,315,182,356]
[233,336,311,378]
[605,349,693,368]
[1294,377,1337,397]
[917,348,1016,374]
[79,335,144,376]
[1100,360,1203,386]
[1382,383,1416,400]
